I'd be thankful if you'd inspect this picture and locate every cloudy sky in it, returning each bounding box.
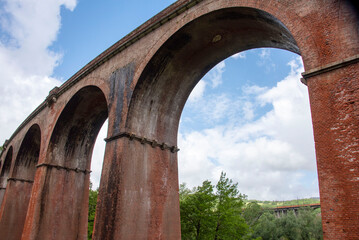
[0,0,319,200]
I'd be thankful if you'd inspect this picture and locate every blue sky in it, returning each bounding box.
[0,0,319,200]
[53,0,177,81]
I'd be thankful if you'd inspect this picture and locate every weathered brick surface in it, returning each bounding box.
[0,181,34,240]
[0,0,357,239]
[307,62,359,239]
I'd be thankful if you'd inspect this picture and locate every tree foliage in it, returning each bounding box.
[180,173,323,240]
[251,207,323,240]
[242,202,262,227]
[180,172,250,240]
[87,174,323,240]
[214,172,249,240]
[181,180,216,239]
[88,183,98,240]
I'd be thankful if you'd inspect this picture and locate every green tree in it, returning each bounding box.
[242,202,262,227]
[277,211,301,240]
[180,180,216,240]
[213,172,248,240]
[179,183,192,202]
[180,172,250,240]
[252,208,323,240]
[297,207,323,240]
[88,183,98,240]
[253,211,282,240]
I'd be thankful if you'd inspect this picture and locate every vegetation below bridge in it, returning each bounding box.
[88,172,323,240]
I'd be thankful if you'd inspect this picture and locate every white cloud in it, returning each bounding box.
[242,85,267,96]
[231,52,246,59]
[203,94,231,122]
[208,61,225,88]
[91,120,108,189]
[0,0,77,144]
[178,57,318,200]
[259,49,270,59]
[187,61,225,103]
[188,80,206,103]
[242,102,255,120]
[256,48,276,72]
[186,61,260,126]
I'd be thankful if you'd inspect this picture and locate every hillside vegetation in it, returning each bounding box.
[246,198,320,209]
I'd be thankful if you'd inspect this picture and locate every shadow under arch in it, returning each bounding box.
[33,85,108,240]
[0,146,13,207]
[126,7,300,142]
[0,124,41,240]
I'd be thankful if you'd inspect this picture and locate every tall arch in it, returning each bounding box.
[128,7,299,141]
[0,146,13,207]
[94,7,302,239]
[22,86,108,240]
[0,125,41,240]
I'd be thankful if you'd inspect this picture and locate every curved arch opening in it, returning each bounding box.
[123,6,320,238]
[177,47,319,200]
[36,85,108,239]
[176,47,323,235]
[48,86,108,169]
[13,124,41,180]
[127,7,300,142]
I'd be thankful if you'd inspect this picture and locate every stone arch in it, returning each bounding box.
[0,146,13,207]
[94,7,305,240]
[0,124,41,240]
[120,4,359,240]
[27,85,108,240]
[12,125,41,180]
[47,85,108,170]
[127,7,300,147]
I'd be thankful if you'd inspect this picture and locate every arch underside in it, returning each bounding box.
[34,86,108,239]
[128,7,300,144]
[48,86,108,170]
[13,125,41,180]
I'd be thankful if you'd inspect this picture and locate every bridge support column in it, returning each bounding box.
[304,57,359,240]
[21,165,90,240]
[0,179,34,240]
[93,135,181,240]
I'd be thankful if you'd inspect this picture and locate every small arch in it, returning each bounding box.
[35,85,108,239]
[12,124,41,180]
[48,86,108,169]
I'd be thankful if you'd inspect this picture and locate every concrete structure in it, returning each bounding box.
[0,0,358,239]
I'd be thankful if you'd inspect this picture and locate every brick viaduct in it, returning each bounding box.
[0,0,358,239]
